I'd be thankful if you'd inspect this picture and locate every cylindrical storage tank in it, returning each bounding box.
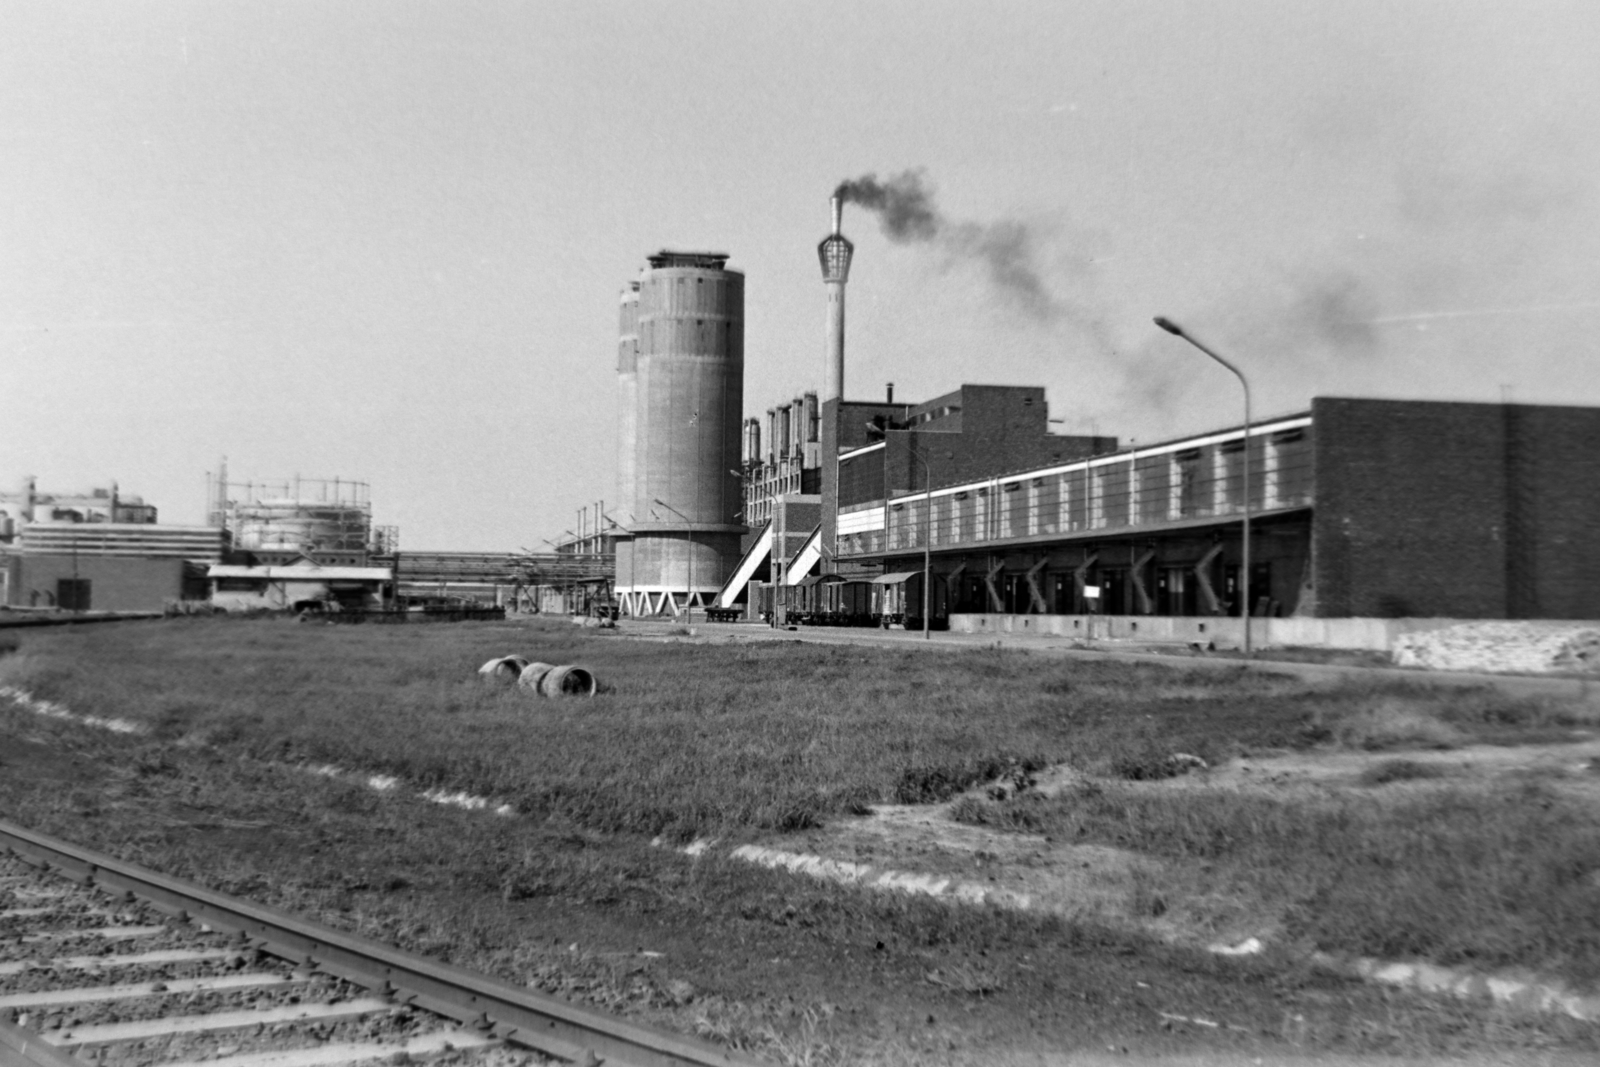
[777,405,792,461]
[743,418,760,466]
[766,408,777,466]
[791,396,806,457]
[616,282,641,548]
[629,251,745,608]
[625,531,738,603]
[232,498,371,552]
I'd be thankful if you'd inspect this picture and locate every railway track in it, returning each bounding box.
[0,821,763,1067]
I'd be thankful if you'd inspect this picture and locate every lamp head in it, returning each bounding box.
[1153,316,1184,337]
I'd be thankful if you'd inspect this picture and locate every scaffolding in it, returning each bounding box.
[207,472,391,557]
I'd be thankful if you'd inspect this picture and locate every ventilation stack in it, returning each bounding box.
[818,196,854,402]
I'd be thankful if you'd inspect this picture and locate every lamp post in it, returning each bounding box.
[652,498,695,625]
[602,511,633,618]
[1153,316,1254,654]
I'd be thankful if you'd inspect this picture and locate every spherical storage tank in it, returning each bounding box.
[623,251,745,605]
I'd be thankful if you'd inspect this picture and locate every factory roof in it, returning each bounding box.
[208,564,392,581]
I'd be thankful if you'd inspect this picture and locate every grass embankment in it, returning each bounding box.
[4,617,1600,998]
[1,617,1337,835]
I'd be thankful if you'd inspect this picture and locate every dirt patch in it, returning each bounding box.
[734,734,1600,957]
[1192,735,1600,803]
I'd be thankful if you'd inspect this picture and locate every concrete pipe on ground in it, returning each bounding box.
[537,665,598,697]
[478,655,529,682]
[517,662,557,690]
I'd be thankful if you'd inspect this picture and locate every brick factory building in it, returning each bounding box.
[705,197,1600,632]
[1,518,223,612]
[722,390,1600,632]
[600,197,1598,633]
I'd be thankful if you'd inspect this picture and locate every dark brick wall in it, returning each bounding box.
[879,387,1115,499]
[824,386,1116,569]
[838,450,885,508]
[775,498,823,577]
[822,400,913,568]
[1502,404,1600,617]
[1312,397,1600,619]
[880,429,1114,497]
[11,555,187,611]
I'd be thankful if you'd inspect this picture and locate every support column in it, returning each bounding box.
[945,561,968,612]
[1073,551,1098,606]
[984,557,1005,613]
[1194,543,1224,615]
[1025,557,1049,614]
[1130,547,1156,615]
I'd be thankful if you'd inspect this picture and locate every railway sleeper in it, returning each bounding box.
[3,824,768,1067]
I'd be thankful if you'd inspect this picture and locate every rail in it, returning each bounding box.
[0,819,765,1067]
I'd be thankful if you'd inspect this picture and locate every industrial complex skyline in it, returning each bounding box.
[4,2,1598,550]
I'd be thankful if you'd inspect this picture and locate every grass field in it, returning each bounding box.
[3,616,1599,1063]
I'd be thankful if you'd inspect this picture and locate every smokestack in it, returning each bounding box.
[818,196,855,402]
[886,382,894,404]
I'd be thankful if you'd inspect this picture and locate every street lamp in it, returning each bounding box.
[602,511,634,618]
[1153,316,1253,654]
[652,498,695,625]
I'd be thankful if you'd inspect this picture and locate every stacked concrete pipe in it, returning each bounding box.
[516,661,599,697]
[477,655,529,682]
[479,656,599,696]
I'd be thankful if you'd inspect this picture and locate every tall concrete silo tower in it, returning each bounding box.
[618,251,745,616]
[616,282,642,508]
[613,281,642,594]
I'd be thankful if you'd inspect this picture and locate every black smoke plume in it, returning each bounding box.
[834,170,1065,323]
[834,172,941,241]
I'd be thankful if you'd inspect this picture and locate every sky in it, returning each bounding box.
[3,1,1597,550]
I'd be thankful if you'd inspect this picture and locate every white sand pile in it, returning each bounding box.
[1393,622,1600,674]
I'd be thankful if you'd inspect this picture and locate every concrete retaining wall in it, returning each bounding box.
[945,613,1588,652]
